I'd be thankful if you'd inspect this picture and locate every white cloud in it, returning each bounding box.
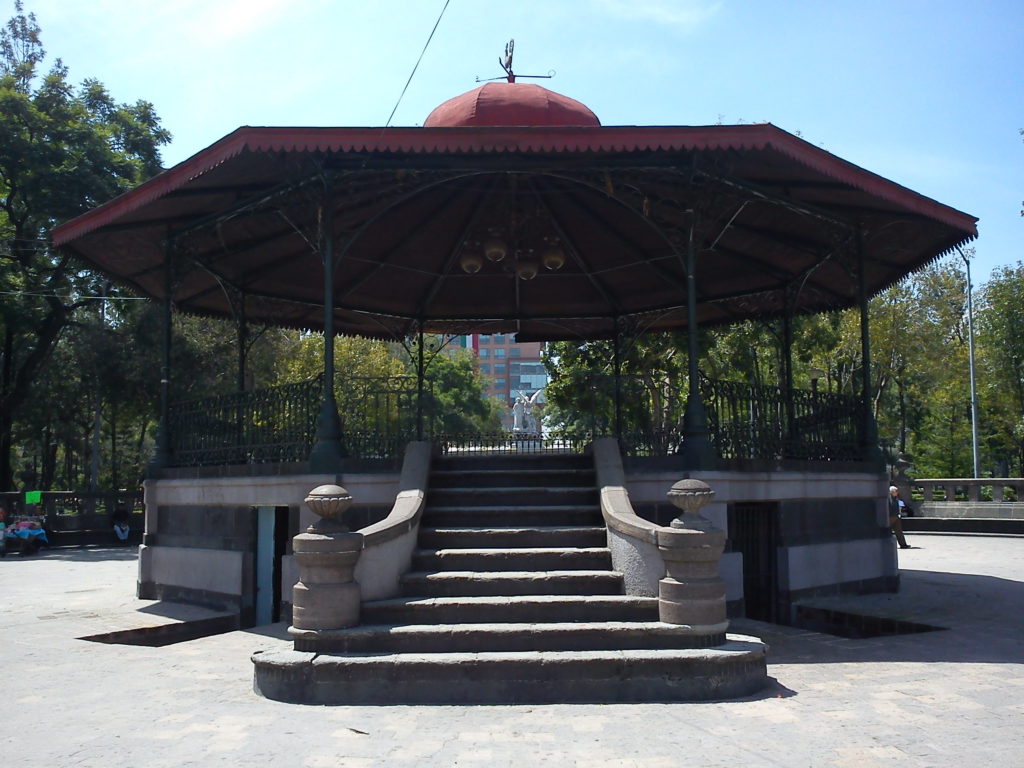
[33,0,322,48]
[593,0,721,29]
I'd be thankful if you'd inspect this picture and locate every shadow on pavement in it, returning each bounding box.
[734,569,1023,667]
[1,546,140,562]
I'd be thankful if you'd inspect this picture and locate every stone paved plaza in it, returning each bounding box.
[1,533,1021,767]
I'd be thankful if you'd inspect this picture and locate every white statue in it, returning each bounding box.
[525,392,539,434]
[512,393,528,432]
[512,390,543,435]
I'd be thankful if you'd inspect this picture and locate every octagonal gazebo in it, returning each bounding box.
[53,78,975,672]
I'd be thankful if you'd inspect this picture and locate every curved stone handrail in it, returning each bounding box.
[592,437,665,596]
[593,437,728,635]
[353,440,431,600]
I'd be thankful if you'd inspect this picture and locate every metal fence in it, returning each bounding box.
[0,490,144,532]
[434,433,588,456]
[169,376,322,466]
[164,372,865,467]
[168,375,433,466]
[540,373,687,457]
[701,377,863,462]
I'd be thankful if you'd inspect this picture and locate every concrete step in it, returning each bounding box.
[428,486,599,508]
[422,505,602,527]
[293,621,726,654]
[253,637,770,704]
[401,570,624,597]
[430,468,596,489]
[418,526,607,549]
[411,547,612,572]
[361,595,659,625]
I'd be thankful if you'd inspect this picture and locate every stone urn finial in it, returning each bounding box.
[658,477,727,636]
[291,484,362,634]
[304,484,353,532]
[667,478,715,530]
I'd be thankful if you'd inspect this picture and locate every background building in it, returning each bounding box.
[467,334,547,429]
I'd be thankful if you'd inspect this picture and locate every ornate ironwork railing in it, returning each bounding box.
[701,377,863,462]
[169,377,323,466]
[337,375,426,458]
[542,373,686,457]
[168,375,434,466]
[434,433,587,456]
[165,372,865,467]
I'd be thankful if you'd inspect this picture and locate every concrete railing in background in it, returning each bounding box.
[903,477,1024,534]
[912,478,1022,503]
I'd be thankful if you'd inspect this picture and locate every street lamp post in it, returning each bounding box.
[958,247,981,479]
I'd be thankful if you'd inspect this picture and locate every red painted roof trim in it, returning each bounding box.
[52,123,977,246]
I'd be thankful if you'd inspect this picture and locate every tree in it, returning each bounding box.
[420,349,504,435]
[274,333,502,441]
[543,333,690,451]
[0,1,170,489]
[977,262,1024,475]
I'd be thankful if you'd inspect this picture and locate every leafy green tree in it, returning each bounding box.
[543,333,689,451]
[702,320,783,388]
[977,262,1024,475]
[274,333,501,439]
[0,1,170,489]
[421,349,504,435]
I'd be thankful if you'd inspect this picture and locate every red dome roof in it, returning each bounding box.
[424,82,600,127]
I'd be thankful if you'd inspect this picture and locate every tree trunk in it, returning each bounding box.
[109,403,118,490]
[0,327,13,490]
[135,417,150,486]
[41,424,58,490]
[0,295,69,491]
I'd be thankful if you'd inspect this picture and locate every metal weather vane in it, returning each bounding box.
[476,39,554,83]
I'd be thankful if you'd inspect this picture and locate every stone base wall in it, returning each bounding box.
[139,472,399,625]
[625,467,897,623]
[141,462,895,628]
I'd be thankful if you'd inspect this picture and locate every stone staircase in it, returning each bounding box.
[254,452,768,704]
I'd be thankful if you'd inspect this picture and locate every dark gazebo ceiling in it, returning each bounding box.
[53,88,977,342]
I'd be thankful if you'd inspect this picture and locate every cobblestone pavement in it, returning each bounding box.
[1,534,1021,767]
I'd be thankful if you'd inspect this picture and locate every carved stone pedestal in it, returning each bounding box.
[657,478,728,635]
[290,484,363,632]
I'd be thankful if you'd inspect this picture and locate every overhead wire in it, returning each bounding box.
[383,0,451,129]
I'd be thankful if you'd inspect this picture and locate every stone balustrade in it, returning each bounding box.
[912,478,1022,503]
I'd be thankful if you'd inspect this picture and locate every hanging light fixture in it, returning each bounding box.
[484,238,508,262]
[542,247,565,271]
[460,252,483,274]
[516,261,539,280]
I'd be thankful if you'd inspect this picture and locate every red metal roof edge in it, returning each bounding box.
[755,124,978,235]
[52,127,255,245]
[52,123,977,247]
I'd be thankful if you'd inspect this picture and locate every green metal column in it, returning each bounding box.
[236,295,249,393]
[416,324,425,441]
[782,310,796,453]
[612,322,622,442]
[680,218,716,469]
[857,234,884,467]
[148,243,174,472]
[309,192,346,473]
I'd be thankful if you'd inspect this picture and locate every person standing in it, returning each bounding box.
[888,485,911,549]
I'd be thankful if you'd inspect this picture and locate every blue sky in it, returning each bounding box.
[22,0,1023,282]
